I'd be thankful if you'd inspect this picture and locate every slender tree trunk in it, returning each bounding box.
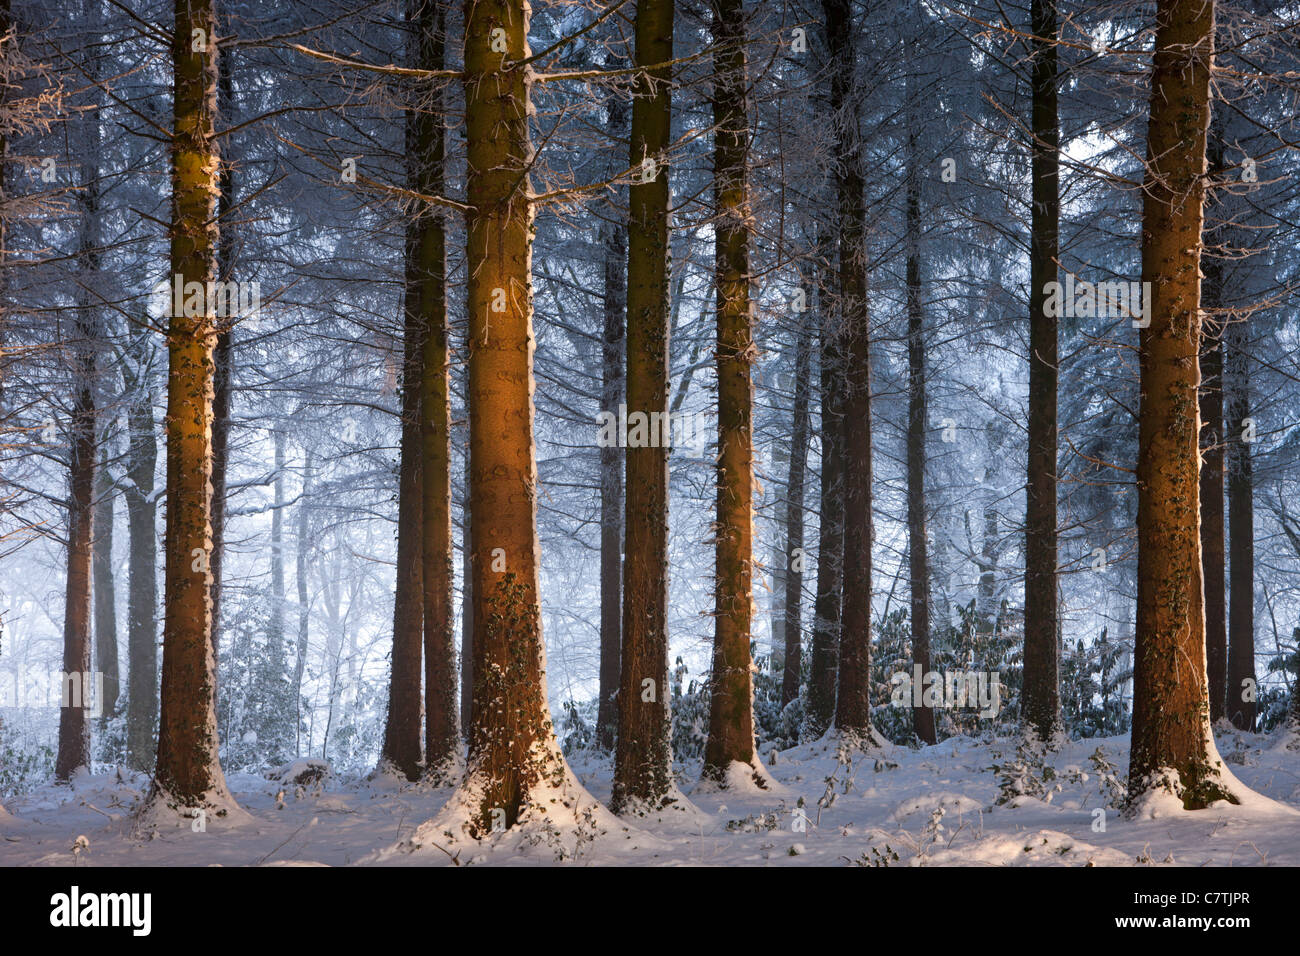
[461,0,569,831]
[93,448,119,721]
[1129,0,1234,809]
[459,435,472,732]
[1200,124,1227,724]
[269,431,285,648]
[412,0,457,781]
[123,328,158,771]
[292,449,313,754]
[57,342,95,780]
[905,126,935,746]
[209,35,235,661]
[597,68,628,752]
[611,0,674,812]
[703,0,760,780]
[152,0,237,812]
[818,0,874,742]
[780,277,812,709]
[1022,0,1061,746]
[807,225,843,738]
[1226,308,1255,731]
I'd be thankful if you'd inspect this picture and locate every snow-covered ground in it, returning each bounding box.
[3,727,1299,866]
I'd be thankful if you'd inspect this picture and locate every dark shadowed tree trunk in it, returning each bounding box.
[905,123,935,746]
[597,55,628,752]
[1022,0,1061,746]
[780,275,813,709]
[822,0,875,743]
[1226,304,1255,732]
[1200,123,1227,725]
[612,0,674,812]
[1129,0,1236,810]
[93,448,119,721]
[122,325,158,771]
[413,0,457,781]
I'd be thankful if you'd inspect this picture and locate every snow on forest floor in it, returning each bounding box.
[3,727,1299,867]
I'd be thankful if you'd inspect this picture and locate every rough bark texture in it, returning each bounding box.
[463,0,566,831]
[822,0,874,741]
[153,0,237,811]
[807,225,843,737]
[1022,0,1062,745]
[413,0,458,780]
[123,326,158,771]
[780,277,813,709]
[1200,126,1227,724]
[612,0,673,811]
[1226,298,1255,731]
[597,66,628,753]
[1129,0,1234,809]
[93,448,119,721]
[57,328,96,780]
[904,126,935,746]
[703,0,759,782]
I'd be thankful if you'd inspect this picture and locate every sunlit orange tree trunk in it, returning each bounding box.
[1129,0,1236,809]
[152,0,238,814]
[461,0,568,832]
[702,0,759,782]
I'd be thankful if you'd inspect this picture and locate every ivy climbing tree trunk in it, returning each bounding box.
[1129,0,1237,810]
[1022,0,1062,746]
[612,0,674,813]
[150,0,239,816]
[703,0,761,782]
[460,0,573,833]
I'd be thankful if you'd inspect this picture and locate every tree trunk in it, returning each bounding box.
[597,65,628,753]
[123,328,158,772]
[807,224,843,739]
[1226,300,1255,732]
[1129,0,1234,809]
[152,0,237,813]
[1022,0,1061,745]
[820,0,874,742]
[1200,123,1227,725]
[704,0,760,780]
[209,35,235,662]
[905,125,935,746]
[459,435,472,732]
[412,0,457,781]
[780,276,813,709]
[611,0,674,813]
[57,339,95,780]
[94,448,119,721]
[292,449,313,755]
[461,0,569,831]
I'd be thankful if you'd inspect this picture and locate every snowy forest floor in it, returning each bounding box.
[4,726,1299,866]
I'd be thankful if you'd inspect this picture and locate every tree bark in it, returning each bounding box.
[412,0,458,781]
[597,63,628,753]
[93,447,119,721]
[822,0,875,742]
[1226,301,1255,731]
[1200,124,1227,725]
[1129,0,1234,809]
[703,0,760,782]
[1022,0,1062,745]
[905,124,935,746]
[612,0,674,812]
[780,276,813,709]
[123,327,158,772]
[152,0,237,811]
[461,0,568,831]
